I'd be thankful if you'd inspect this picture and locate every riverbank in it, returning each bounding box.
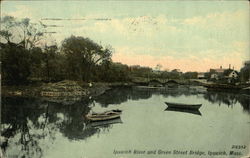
[2,80,249,100]
[1,80,134,98]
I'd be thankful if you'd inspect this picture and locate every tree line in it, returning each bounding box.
[1,16,249,85]
[0,16,131,85]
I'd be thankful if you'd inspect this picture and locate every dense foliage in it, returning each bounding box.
[1,42,31,84]
[240,62,250,82]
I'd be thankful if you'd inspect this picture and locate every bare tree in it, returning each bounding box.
[0,16,45,49]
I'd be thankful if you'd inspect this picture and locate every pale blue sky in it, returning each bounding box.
[1,1,249,72]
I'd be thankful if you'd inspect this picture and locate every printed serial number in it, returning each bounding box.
[231,145,246,149]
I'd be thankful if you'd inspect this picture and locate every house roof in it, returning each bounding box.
[223,69,239,76]
[211,68,226,73]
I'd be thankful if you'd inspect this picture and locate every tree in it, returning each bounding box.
[129,66,152,78]
[183,72,198,79]
[161,71,171,79]
[0,16,47,85]
[240,61,250,82]
[29,47,44,79]
[101,62,130,82]
[0,16,45,49]
[42,45,66,81]
[168,69,182,79]
[0,16,16,42]
[61,36,113,81]
[1,42,31,85]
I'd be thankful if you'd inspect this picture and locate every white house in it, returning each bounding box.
[228,71,238,78]
[224,70,239,79]
[223,69,239,83]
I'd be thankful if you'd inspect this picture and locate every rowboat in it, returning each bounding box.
[165,102,202,110]
[85,109,122,121]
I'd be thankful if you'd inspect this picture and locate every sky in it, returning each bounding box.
[1,0,249,72]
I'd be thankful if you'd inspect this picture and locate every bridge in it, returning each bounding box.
[131,77,207,86]
[131,77,186,86]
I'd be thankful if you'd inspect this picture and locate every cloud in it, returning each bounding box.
[231,41,249,60]
[3,5,39,20]
[70,15,181,37]
[182,10,249,29]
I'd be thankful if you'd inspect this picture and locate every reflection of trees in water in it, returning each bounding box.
[47,100,91,140]
[237,98,250,113]
[2,97,47,158]
[161,90,193,98]
[95,88,153,107]
[203,92,236,105]
[203,92,250,113]
[2,88,249,157]
[1,97,115,158]
[95,87,195,106]
[95,87,250,113]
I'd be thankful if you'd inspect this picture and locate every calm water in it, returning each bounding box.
[1,87,250,158]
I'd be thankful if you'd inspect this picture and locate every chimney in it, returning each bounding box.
[220,66,222,69]
[229,64,231,69]
[233,66,234,70]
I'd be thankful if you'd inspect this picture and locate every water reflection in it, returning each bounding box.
[1,97,116,158]
[165,107,202,116]
[95,88,152,107]
[1,87,250,158]
[203,91,250,113]
[86,118,122,128]
[95,87,250,113]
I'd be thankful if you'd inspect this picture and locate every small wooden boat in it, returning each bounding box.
[85,109,122,121]
[165,102,202,110]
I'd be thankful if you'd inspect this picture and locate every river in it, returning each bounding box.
[1,87,250,158]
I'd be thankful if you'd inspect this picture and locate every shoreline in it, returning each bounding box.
[1,81,135,98]
[2,80,250,99]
